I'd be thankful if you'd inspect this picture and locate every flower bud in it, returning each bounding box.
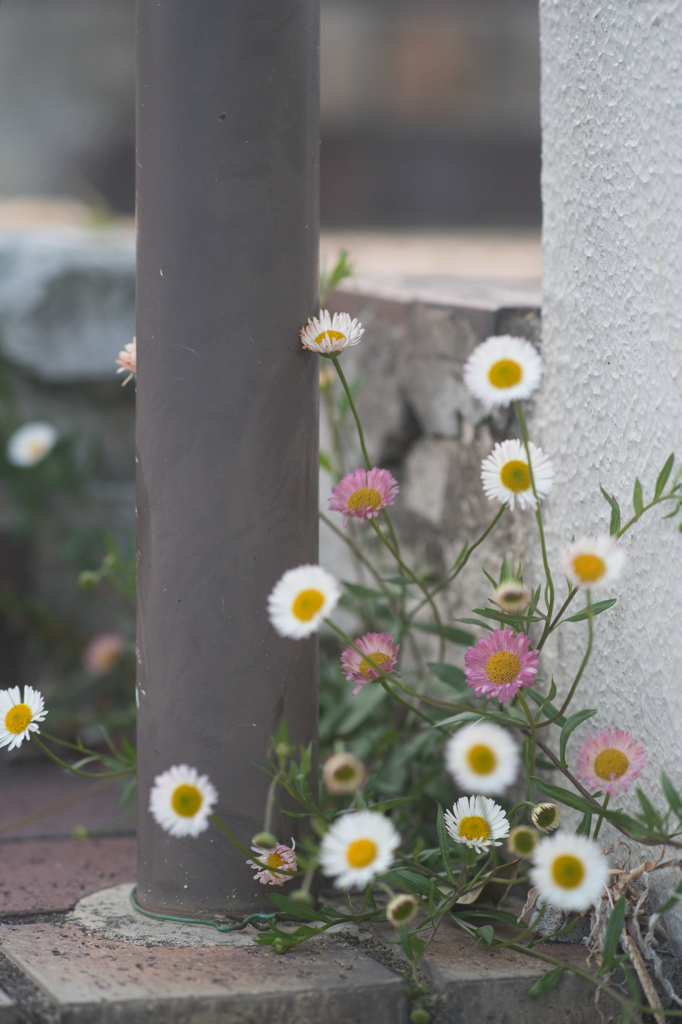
[322,752,365,794]
[290,889,314,905]
[507,825,539,857]
[531,803,561,833]
[493,580,534,613]
[410,1010,431,1024]
[386,893,418,928]
[251,831,278,848]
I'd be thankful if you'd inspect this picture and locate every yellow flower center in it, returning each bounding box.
[5,703,32,734]
[485,651,521,685]
[292,588,325,621]
[27,440,49,460]
[488,358,522,389]
[267,850,285,870]
[347,487,383,511]
[572,553,607,584]
[333,764,357,783]
[314,329,345,347]
[500,460,531,493]
[467,744,497,775]
[593,748,629,780]
[458,815,490,842]
[171,784,203,818]
[346,838,377,868]
[358,652,390,677]
[552,854,584,889]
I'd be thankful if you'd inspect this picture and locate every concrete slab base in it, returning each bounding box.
[0,884,621,1024]
[0,987,16,1024]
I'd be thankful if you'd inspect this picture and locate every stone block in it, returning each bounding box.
[0,987,16,1024]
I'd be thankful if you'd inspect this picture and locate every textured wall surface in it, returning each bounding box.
[538,0,682,938]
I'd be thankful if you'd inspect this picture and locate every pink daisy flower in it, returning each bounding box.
[464,628,539,703]
[328,467,399,526]
[575,728,647,797]
[83,633,125,675]
[247,840,298,886]
[341,632,399,695]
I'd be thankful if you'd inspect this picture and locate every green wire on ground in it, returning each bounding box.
[129,886,279,932]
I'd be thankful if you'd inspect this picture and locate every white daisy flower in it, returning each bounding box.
[492,580,534,613]
[530,832,609,911]
[480,439,554,511]
[444,795,509,853]
[319,810,400,889]
[560,536,626,590]
[149,764,218,838]
[300,310,364,354]
[463,335,542,407]
[0,685,47,750]
[267,564,340,639]
[445,722,519,796]
[7,422,58,467]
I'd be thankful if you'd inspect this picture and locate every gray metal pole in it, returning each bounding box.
[135,0,319,917]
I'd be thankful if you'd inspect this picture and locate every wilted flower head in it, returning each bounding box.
[329,467,399,526]
[0,685,47,751]
[83,633,125,676]
[116,338,137,385]
[386,893,418,927]
[531,803,561,833]
[492,580,534,613]
[560,537,626,590]
[341,632,399,695]
[267,565,340,639]
[576,728,647,798]
[464,628,539,704]
[530,832,609,911]
[300,311,364,354]
[463,335,542,408]
[247,840,297,886]
[149,765,218,838]
[7,422,58,467]
[323,752,366,794]
[507,825,540,858]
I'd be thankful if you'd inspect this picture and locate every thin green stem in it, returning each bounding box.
[592,793,610,840]
[539,590,593,726]
[31,734,134,779]
[546,587,578,634]
[319,512,398,607]
[369,517,445,660]
[516,691,536,781]
[514,401,555,647]
[330,354,371,470]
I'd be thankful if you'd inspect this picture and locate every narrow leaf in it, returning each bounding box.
[599,895,626,972]
[428,662,467,690]
[633,478,644,516]
[559,709,597,766]
[267,894,329,921]
[342,580,385,599]
[655,454,675,499]
[475,925,495,945]
[563,599,616,623]
[600,485,621,536]
[528,966,565,999]
[399,924,414,960]
[319,451,334,474]
[661,771,682,819]
[436,804,457,885]
[414,622,475,646]
[384,576,415,586]
[378,869,437,899]
[575,812,592,837]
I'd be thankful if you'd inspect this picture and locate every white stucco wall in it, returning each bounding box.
[537,1,682,941]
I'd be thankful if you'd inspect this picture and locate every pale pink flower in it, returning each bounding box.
[247,841,298,886]
[83,633,125,675]
[576,728,647,797]
[464,628,539,703]
[116,338,136,385]
[329,467,399,526]
[341,632,399,695]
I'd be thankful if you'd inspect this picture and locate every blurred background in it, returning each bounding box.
[0,0,540,227]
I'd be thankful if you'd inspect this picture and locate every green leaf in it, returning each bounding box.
[563,599,616,623]
[436,803,457,885]
[575,812,592,837]
[475,925,495,946]
[454,908,524,928]
[662,772,682,819]
[599,896,626,973]
[434,711,484,729]
[427,662,467,690]
[600,486,621,536]
[378,870,437,899]
[655,454,675,499]
[526,689,566,727]
[384,576,415,586]
[531,778,599,816]
[414,622,475,646]
[636,788,661,828]
[528,966,565,1000]
[399,924,414,960]
[633,478,644,516]
[337,684,386,736]
[342,580,385,599]
[559,709,597,766]
[267,894,329,921]
[319,451,334,475]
